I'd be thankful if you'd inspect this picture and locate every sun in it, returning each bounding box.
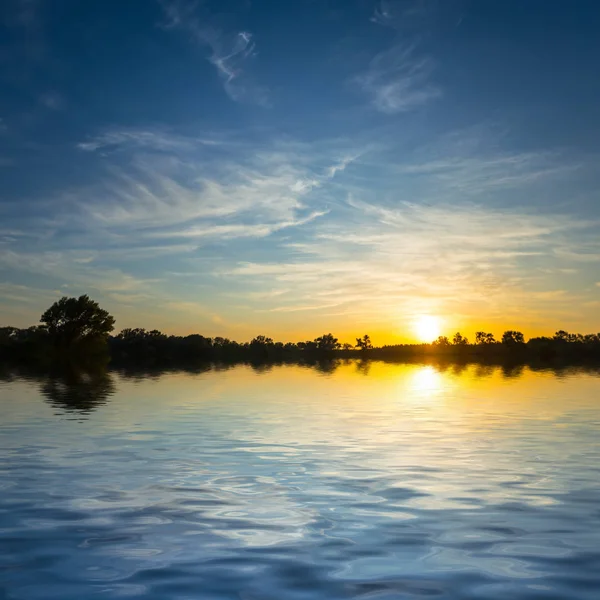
[413,315,441,343]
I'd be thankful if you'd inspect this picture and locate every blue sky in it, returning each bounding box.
[1,0,600,342]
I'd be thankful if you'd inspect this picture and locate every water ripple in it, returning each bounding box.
[1,363,600,599]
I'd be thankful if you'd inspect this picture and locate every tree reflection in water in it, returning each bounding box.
[40,365,115,414]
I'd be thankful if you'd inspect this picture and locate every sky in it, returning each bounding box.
[1,0,599,344]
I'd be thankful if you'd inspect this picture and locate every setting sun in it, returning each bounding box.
[413,315,441,343]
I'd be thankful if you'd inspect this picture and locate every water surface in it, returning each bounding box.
[1,362,600,599]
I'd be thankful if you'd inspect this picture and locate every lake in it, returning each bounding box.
[1,361,600,599]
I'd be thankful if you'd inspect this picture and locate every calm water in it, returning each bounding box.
[1,362,600,600]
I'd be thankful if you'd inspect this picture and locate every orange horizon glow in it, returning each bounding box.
[118,320,592,347]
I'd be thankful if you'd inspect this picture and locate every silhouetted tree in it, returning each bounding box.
[303,340,318,352]
[112,328,162,362]
[7,291,600,369]
[251,335,274,347]
[502,330,525,346]
[355,334,372,351]
[475,331,496,345]
[0,325,49,362]
[248,335,275,358]
[41,295,115,350]
[452,332,469,346]
[553,330,584,343]
[0,326,19,342]
[314,333,340,351]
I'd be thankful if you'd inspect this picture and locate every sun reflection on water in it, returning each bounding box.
[408,365,445,398]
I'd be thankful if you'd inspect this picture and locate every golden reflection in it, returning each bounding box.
[408,365,444,397]
[100,361,600,434]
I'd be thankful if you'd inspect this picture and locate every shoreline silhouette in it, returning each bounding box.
[1,295,600,369]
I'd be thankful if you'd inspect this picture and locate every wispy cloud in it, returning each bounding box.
[356,42,440,113]
[0,248,159,294]
[158,0,268,105]
[0,128,358,326]
[4,114,599,336]
[77,156,323,231]
[397,151,580,194]
[327,155,358,178]
[372,0,439,30]
[153,210,329,240]
[71,129,356,242]
[0,282,57,305]
[357,0,443,114]
[216,197,600,331]
[77,128,210,153]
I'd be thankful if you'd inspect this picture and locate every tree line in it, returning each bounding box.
[1,295,600,367]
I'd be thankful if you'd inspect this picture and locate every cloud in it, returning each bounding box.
[158,0,268,105]
[356,42,441,113]
[396,151,580,194]
[153,210,329,240]
[4,116,600,336]
[70,129,356,245]
[0,247,162,296]
[372,0,439,29]
[216,198,600,328]
[0,282,57,305]
[0,129,357,327]
[327,155,358,178]
[78,157,322,231]
[77,129,203,153]
[358,1,446,114]
[553,249,600,263]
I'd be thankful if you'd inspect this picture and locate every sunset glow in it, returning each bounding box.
[0,1,599,341]
[413,316,441,343]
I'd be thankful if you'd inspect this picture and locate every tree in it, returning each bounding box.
[314,333,340,351]
[250,335,274,347]
[41,295,115,349]
[554,330,583,343]
[452,332,469,346]
[0,326,19,342]
[475,331,496,345]
[355,334,373,351]
[342,342,353,351]
[432,335,450,347]
[248,334,275,358]
[502,330,525,346]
